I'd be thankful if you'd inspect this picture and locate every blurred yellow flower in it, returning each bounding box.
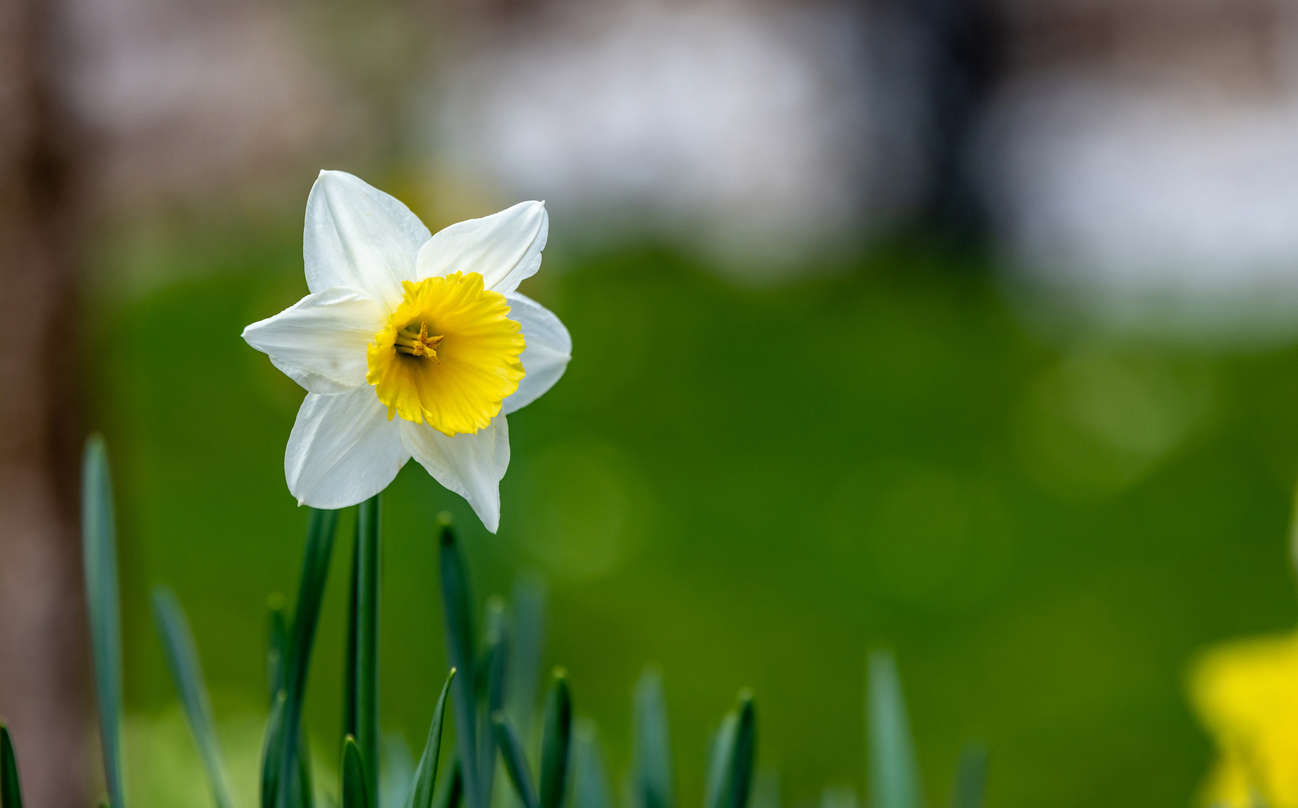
[1190,631,1298,807]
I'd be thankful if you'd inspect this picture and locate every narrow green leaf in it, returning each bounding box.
[432,760,463,808]
[867,652,921,808]
[539,671,572,808]
[492,715,537,808]
[354,496,382,805]
[572,722,611,808]
[478,601,507,807]
[261,690,288,808]
[151,588,234,808]
[267,595,289,704]
[2,725,23,808]
[705,693,756,808]
[438,517,480,808]
[950,745,986,808]
[632,670,672,808]
[343,736,372,808]
[506,579,546,734]
[264,508,339,808]
[408,668,457,808]
[344,528,360,739]
[82,436,127,808]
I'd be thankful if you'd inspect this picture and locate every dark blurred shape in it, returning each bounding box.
[877,0,1004,244]
[0,0,91,805]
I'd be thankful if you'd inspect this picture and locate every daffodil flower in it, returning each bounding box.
[242,171,570,531]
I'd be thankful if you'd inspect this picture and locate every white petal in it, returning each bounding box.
[415,201,548,294]
[503,293,571,415]
[400,417,510,533]
[242,289,385,393]
[285,388,409,509]
[304,170,431,307]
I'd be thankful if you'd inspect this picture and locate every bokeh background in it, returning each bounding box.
[5,0,1298,806]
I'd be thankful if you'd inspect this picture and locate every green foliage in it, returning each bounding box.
[83,436,127,808]
[632,671,673,808]
[538,671,573,808]
[353,495,382,804]
[705,694,756,808]
[407,668,455,808]
[342,736,371,808]
[867,653,921,808]
[152,588,233,808]
[2,725,22,808]
[49,436,990,808]
[951,746,987,808]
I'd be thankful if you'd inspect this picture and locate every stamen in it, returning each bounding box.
[394,321,445,359]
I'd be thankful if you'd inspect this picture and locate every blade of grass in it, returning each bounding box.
[705,693,755,808]
[343,736,372,808]
[572,722,610,808]
[262,691,288,808]
[950,745,987,808]
[432,760,463,808]
[867,652,921,808]
[506,579,546,735]
[438,517,480,808]
[344,526,359,739]
[2,725,22,808]
[82,436,126,808]
[408,668,457,808]
[478,601,507,808]
[265,508,339,808]
[355,496,381,805]
[492,715,537,808]
[538,671,572,808]
[151,588,234,808]
[632,670,672,808]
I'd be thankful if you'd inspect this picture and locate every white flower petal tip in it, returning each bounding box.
[400,418,510,533]
[285,389,410,510]
[416,200,549,294]
[304,170,431,306]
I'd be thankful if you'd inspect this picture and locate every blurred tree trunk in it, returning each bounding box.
[0,0,92,805]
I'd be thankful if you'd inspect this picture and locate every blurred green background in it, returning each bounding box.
[87,200,1298,808]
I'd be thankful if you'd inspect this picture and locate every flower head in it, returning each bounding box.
[1190,630,1298,807]
[242,170,571,531]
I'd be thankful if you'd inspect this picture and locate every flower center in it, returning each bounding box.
[366,272,525,436]
[393,321,446,359]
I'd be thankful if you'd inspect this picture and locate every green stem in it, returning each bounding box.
[355,495,381,805]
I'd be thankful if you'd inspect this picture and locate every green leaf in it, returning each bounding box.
[263,508,339,808]
[571,722,611,808]
[492,714,537,808]
[538,671,572,808]
[353,496,382,805]
[950,745,986,808]
[262,690,288,808]
[478,601,507,807]
[438,517,480,808]
[343,736,372,808]
[151,588,234,808]
[506,579,546,735]
[408,668,457,808]
[705,693,756,808]
[344,529,359,739]
[867,652,921,808]
[632,670,672,808]
[82,436,127,808]
[2,725,23,808]
[432,760,463,808]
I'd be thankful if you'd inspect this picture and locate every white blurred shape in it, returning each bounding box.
[979,37,1298,337]
[430,2,916,278]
